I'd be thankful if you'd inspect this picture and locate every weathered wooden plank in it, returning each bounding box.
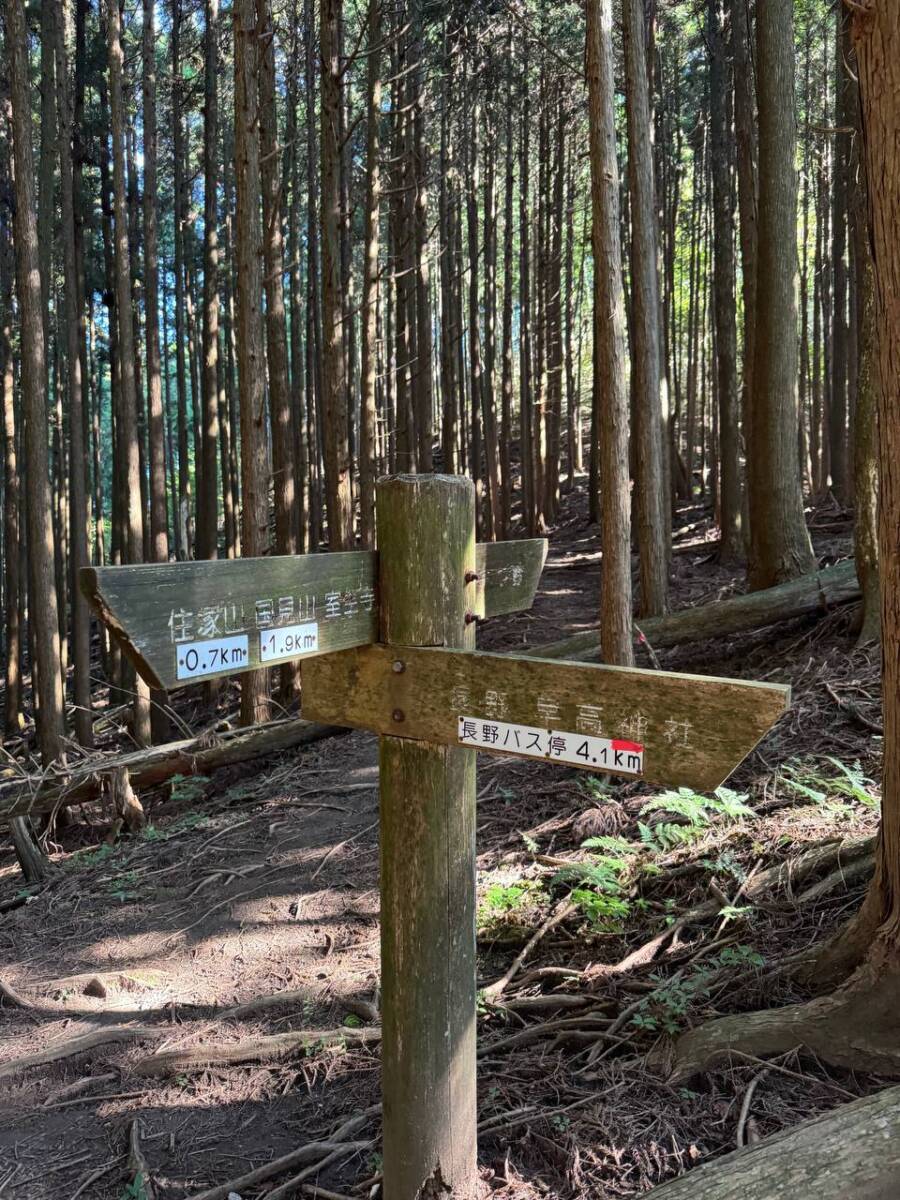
[81,554,377,690]
[474,537,548,618]
[302,645,790,790]
[80,538,546,691]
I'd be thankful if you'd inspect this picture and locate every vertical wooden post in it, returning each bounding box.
[377,474,479,1199]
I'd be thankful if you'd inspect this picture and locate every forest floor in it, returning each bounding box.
[0,480,886,1200]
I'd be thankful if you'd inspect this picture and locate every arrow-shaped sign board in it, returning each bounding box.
[301,645,790,791]
[80,539,548,691]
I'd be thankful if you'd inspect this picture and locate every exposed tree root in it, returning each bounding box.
[672,947,900,1080]
[218,986,378,1025]
[795,853,874,905]
[482,898,576,1002]
[0,977,33,1009]
[265,1142,376,1200]
[647,1081,900,1198]
[134,1024,381,1076]
[43,1071,118,1106]
[594,836,876,979]
[188,1109,378,1200]
[127,1118,156,1200]
[0,1025,164,1079]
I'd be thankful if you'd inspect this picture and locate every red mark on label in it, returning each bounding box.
[612,739,643,753]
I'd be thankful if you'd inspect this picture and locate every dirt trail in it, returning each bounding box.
[0,485,879,1199]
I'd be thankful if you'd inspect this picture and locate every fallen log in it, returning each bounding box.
[0,717,346,824]
[647,1084,900,1199]
[531,559,860,662]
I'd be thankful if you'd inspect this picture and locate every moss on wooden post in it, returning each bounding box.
[376,473,479,1199]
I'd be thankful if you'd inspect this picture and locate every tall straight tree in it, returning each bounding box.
[142,0,170,742]
[320,0,352,548]
[142,0,168,565]
[731,0,756,529]
[825,0,899,986]
[707,0,742,560]
[410,0,433,472]
[6,0,65,765]
[55,0,92,746]
[851,84,878,646]
[0,135,20,735]
[258,0,296,564]
[747,0,815,588]
[172,0,191,552]
[622,0,668,615]
[586,0,634,666]
[829,8,851,503]
[197,0,220,562]
[234,0,270,725]
[107,0,152,743]
[359,0,382,548]
[7,0,63,879]
[678,0,900,1080]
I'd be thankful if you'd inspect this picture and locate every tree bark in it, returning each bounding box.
[197,0,220,564]
[7,0,66,767]
[667,0,900,1074]
[747,0,815,588]
[813,0,900,982]
[107,0,151,745]
[171,0,191,555]
[829,10,852,503]
[359,0,381,548]
[499,41,515,534]
[647,1084,900,1200]
[0,101,21,736]
[707,0,743,561]
[731,0,757,536]
[520,45,536,530]
[585,0,634,666]
[258,0,296,569]
[410,0,433,475]
[847,32,878,646]
[55,0,92,748]
[234,0,271,725]
[623,0,668,614]
[320,0,352,549]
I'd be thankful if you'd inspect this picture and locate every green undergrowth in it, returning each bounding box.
[479,785,760,940]
[559,786,757,932]
[629,944,765,1035]
[780,756,878,820]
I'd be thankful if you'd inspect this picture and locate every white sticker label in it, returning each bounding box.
[457,716,643,775]
[259,621,319,663]
[176,635,250,680]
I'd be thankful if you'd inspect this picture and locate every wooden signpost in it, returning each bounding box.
[81,537,547,690]
[82,473,790,1200]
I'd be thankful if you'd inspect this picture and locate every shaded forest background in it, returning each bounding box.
[0,0,878,770]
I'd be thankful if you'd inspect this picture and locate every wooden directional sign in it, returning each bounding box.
[301,645,790,790]
[81,472,791,1200]
[79,539,547,691]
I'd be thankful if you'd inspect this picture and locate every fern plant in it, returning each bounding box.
[635,786,754,852]
[782,758,877,809]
